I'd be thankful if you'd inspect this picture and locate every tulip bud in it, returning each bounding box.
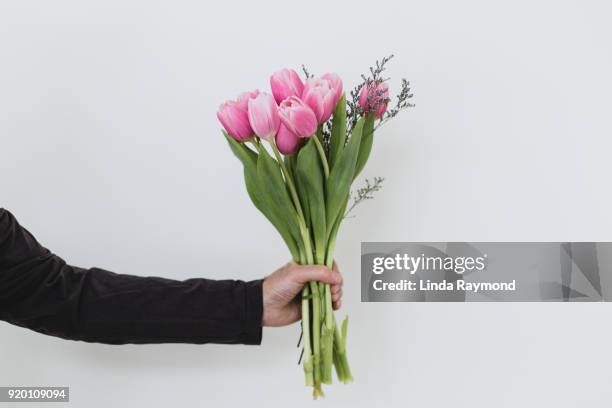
[275,123,302,155]
[278,96,318,138]
[270,69,305,105]
[217,100,254,142]
[358,81,389,119]
[247,92,280,140]
[301,76,339,124]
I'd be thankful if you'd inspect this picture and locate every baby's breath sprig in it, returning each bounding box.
[344,177,385,218]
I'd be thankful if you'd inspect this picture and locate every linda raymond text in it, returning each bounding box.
[372,279,517,293]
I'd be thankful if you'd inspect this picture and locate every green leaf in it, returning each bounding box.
[329,94,346,169]
[256,147,304,254]
[296,138,326,264]
[224,132,257,169]
[353,114,375,180]
[326,118,364,231]
[224,133,301,260]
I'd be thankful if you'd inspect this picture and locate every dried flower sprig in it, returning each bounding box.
[301,64,314,80]
[376,78,414,130]
[345,177,385,217]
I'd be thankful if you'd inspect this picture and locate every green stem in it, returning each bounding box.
[322,218,339,384]
[246,138,259,152]
[325,196,345,266]
[333,346,345,381]
[319,282,334,384]
[302,285,314,387]
[266,137,334,393]
[310,281,322,393]
[326,197,351,383]
[301,225,314,265]
[312,135,330,179]
[332,317,352,383]
[313,130,334,384]
[324,284,333,328]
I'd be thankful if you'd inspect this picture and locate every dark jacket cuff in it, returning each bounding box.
[243,279,263,345]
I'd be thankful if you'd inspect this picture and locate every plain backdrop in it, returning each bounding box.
[2,1,612,407]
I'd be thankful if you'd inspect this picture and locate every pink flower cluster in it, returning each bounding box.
[217,68,388,155]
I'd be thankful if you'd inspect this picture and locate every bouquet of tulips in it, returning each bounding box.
[217,56,412,398]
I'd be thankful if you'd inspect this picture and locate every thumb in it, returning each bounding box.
[294,264,341,285]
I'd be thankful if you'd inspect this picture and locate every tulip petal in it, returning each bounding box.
[278,96,318,138]
[270,68,304,104]
[248,92,280,139]
[276,123,301,155]
[217,101,253,142]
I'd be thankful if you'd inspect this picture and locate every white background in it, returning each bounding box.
[2,1,612,406]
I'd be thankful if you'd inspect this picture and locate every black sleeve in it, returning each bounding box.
[0,208,263,345]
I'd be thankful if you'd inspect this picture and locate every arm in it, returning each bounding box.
[0,209,342,345]
[0,208,263,344]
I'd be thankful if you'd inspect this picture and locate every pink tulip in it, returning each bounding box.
[247,92,280,140]
[270,69,304,105]
[358,81,389,119]
[301,73,343,124]
[278,96,318,138]
[237,89,260,110]
[321,72,343,105]
[275,123,302,155]
[217,100,253,142]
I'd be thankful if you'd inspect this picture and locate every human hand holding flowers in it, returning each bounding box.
[262,261,342,327]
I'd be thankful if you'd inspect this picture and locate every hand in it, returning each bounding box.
[262,261,343,327]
